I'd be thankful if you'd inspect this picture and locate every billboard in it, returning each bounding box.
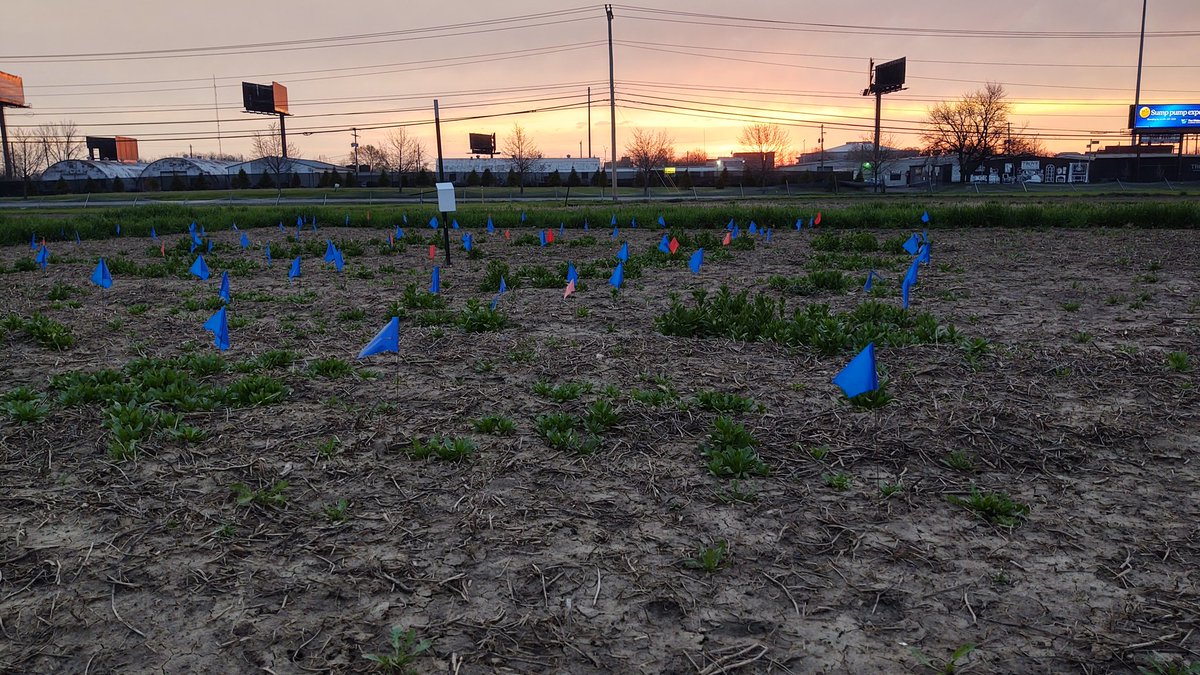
[86,136,140,163]
[0,71,26,107]
[242,81,289,115]
[872,57,906,94]
[469,133,496,155]
[1130,104,1200,132]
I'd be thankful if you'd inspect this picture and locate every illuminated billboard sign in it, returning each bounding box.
[0,71,26,107]
[1130,104,1200,132]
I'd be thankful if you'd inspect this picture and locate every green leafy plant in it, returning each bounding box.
[942,450,976,473]
[458,299,508,332]
[879,481,903,498]
[1137,657,1200,675]
[911,643,976,674]
[684,540,729,573]
[582,399,621,433]
[1061,301,1081,312]
[407,436,476,462]
[822,472,853,491]
[231,480,289,508]
[323,499,350,523]
[306,357,354,378]
[948,487,1029,528]
[702,416,768,478]
[224,375,287,407]
[1167,351,1192,373]
[695,391,762,413]
[364,626,432,673]
[532,380,590,402]
[846,385,893,409]
[1070,330,1093,344]
[715,479,758,504]
[472,414,516,436]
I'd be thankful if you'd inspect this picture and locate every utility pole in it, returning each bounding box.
[587,86,592,158]
[213,75,223,156]
[434,100,450,266]
[606,4,618,202]
[1132,0,1148,178]
[819,124,825,170]
[351,127,360,173]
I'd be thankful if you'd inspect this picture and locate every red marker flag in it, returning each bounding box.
[722,231,732,246]
[564,279,576,298]
[815,212,822,226]
[668,237,680,254]
[546,229,555,244]
[504,229,511,241]
[160,243,166,257]
[429,244,436,260]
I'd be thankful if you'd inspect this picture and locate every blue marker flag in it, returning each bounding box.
[91,258,113,289]
[902,233,921,255]
[611,226,619,239]
[190,255,210,280]
[863,270,876,292]
[324,239,338,262]
[207,239,214,253]
[658,214,666,227]
[832,343,879,399]
[74,231,81,245]
[487,216,495,233]
[279,222,285,232]
[499,276,508,294]
[658,234,671,254]
[463,233,473,252]
[358,317,400,359]
[904,258,920,287]
[617,242,629,262]
[921,210,930,223]
[749,222,758,235]
[30,233,36,250]
[232,223,239,231]
[333,249,345,273]
[583,220,589,231]
[452,219,460,230]
[689,249,704,274]
[240,232,250,249]
[901,273,914,309]
[609,261,624,289]
[918,242,931,265]
[430,266,440,294]
[795,218,803,230]
[521,212,527,223]
[766,228,773,242]
[429,216,438,229]
[630,217,637,228]
[726,218,734,231]
[403,214,408,224]
[539,230,547,247]
[566,262,578,283]
[189,221,197,233]
[297,216,304,229]
[559,222,564,235]
[203,306,230,352]
[611,214,617,226]
[219,271,231,304]
[345,214,350,226]
[396,226,405,239]
[116,224,121,235]
[35,246,50,270]
[265,244,272,266]
[289,256,301,281]
[150,227,158,240]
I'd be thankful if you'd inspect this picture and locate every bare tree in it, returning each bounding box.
[358,144,388,171]
[922,83,1012,182]
[7,127,48,179]
[34,121,84,165]
[624,128,674,197]
[251,123,299,191]
[849,134,915,191]
[384,128,427,191]
[502,123,543,194]
[1005,132,1048,157]
[679,149,708,165]
[738,123,791,190]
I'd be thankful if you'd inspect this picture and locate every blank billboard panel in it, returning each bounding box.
[873,57,906,94]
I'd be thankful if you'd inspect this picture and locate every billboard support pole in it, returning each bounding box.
[873,89,882,193]
[278,113,288,160]
[434,99,450,267]
[606,4,618,203]
[1132,0,1147,179]
[0,106,11,180]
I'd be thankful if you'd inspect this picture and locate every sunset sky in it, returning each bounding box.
[4,1,1199,165]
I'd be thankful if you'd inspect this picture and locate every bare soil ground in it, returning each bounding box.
[1,222,1197,674]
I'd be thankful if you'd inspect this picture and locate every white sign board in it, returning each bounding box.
[435,182,457,212]
[1020,160,1040,171]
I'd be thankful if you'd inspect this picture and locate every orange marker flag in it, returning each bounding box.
[428,244,436,260]
[722,231,732,246]
[160,242,166,257]
[564,279,576,298]
[668,237,680,254]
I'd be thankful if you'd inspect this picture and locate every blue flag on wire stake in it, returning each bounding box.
[91,258,112,289]
[610,214,617,226]
[190,255,210,280]
[203,306,230,351]
[617,242,629,262]
[430,266,440,294]
[150,227,158,240]
[232,223,239,231]
[832,343,878,399]
[903,233,921,255]
[918,242,931,265]
[584,220,589,231]
[566,262,578,283]
[218,272,231,304]
[30,233,36,250]
[863,270,877,292]
[658,214,666,227]
[207,239,214,253]
[289,257,301,281]
[539,230,547,247]
[324,240,337,262]
[609,262,624,289]
[240,233,249,249]
[358,317,399,359]
[611,226,619,239]
[429,216,438,229]
[490,277,508,310]
[265,245,272,266]
[689,249,704,274]
[115,224,121,236]
[35,246,49,270]
[795,218,803,230]
[333,249,345,273]
[463,233,473,252]
[902,273,914,309]
[658,235,670,254]
[486,216,495,233]
[452,219,460,230]
[521,212,527,223]
[921,210,930,223]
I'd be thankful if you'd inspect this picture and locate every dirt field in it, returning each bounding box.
[1,220,1197,674]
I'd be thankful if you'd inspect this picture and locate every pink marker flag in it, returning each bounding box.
[722,231,732,246]
[564,279,576,298]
